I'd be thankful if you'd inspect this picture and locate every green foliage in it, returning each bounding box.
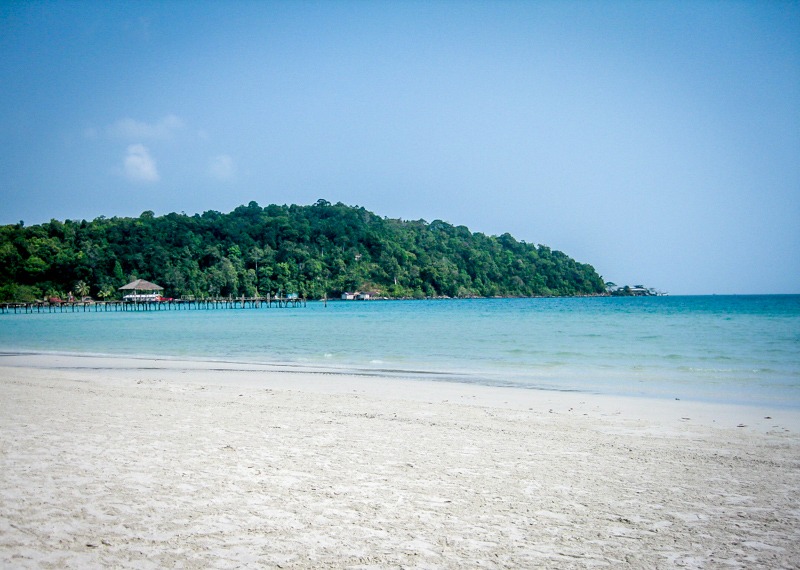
[0,283,43,303]
[0,202,605,300]
[74,280,90,298]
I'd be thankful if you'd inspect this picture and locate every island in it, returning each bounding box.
[0,200,606,302]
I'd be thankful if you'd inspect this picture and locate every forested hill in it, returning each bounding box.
[0,200,605,301]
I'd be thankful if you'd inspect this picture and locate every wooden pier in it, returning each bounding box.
[0,296,307,315]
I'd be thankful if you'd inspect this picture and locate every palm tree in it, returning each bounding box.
[75,280,90,299]
[98,285,115,300]
[250,247,265,295]
[46,288,64,302]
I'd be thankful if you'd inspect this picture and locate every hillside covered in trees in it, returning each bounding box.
[0,200,605,301]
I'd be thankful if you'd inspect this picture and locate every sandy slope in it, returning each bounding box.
[1,354,799,568]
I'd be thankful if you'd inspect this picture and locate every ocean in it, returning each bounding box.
[1,295,799,408]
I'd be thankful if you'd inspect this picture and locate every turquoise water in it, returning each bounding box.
[1,296,799,407]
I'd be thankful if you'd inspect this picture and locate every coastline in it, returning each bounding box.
[3,295,798,410]
[2,352,798,432]
[2,353,800,567]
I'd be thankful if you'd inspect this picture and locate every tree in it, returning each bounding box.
[250,246,265,293]
[98,284,115,300]
[46,287,64,301]
[75,280,90,298]
[0,202,607,300]
[112,260,124,283]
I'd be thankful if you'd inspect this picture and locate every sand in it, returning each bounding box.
[1,354,799,569]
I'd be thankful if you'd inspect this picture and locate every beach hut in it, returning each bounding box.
[119,279,164,301]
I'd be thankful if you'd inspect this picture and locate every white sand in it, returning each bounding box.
[1,354,799,569]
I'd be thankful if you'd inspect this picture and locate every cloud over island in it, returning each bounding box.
[108,115,185,140]
[123,144,159,183]
[100,115,235,185]
[208,154,235,181]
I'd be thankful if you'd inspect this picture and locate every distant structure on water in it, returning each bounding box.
[119,279,165,302]
[605,282,667,296]
[1,278,307,314]
[341,291,378,301]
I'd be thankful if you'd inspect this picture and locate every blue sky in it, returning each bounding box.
[2,1,798,294]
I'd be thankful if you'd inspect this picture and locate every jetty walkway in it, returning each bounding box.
[0,296,307,315]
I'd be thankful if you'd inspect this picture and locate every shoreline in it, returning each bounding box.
[2,353,800,567]
[3,349,799,415]
[2,351,799,432]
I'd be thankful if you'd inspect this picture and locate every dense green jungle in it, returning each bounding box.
[0,200,606,301]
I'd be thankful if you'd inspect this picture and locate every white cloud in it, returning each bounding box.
[124,144,159,182]
[208,154,235,180]
[109,115,184,139]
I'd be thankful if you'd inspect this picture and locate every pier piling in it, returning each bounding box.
[0,296,307,315]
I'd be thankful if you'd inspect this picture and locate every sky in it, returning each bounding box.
[1,1,798,295]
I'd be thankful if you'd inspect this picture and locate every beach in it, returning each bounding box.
[1,354,799,569]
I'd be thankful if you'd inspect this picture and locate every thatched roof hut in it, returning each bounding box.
[119,279,163,292]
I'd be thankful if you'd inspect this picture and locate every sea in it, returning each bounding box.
[1,295,799,408]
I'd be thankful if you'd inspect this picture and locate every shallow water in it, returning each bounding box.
[2,296,798,407]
